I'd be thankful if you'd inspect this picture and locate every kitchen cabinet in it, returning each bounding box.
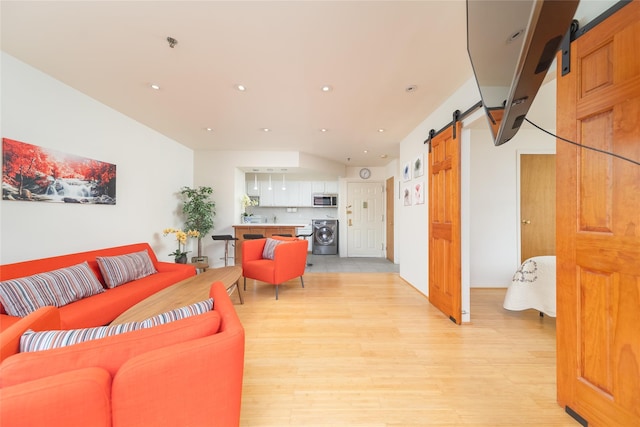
[259,181,274,206]
[324,181,338,194]
[298,181,313,206]
[246,179,260,197]
[245,178,338,207]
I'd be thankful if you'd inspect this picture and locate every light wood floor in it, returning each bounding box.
[234,273,576,427]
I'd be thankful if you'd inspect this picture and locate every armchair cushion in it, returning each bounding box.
[0,262,105,317]
[0,367,113,427]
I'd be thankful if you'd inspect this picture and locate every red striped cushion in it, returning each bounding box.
[96,249,157,288]
[262,238,283,260]
[20,321,143,352]
[141,298,213,327]
[0,262,105,317]
[19,298,213,352]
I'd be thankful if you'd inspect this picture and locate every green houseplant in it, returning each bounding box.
[180,186,215,259]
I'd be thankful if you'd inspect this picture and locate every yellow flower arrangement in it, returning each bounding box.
[163,227,200,261]
[241,194,258,217]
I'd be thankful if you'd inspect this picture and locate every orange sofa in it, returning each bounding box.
[0,280,245,426]
[242,237,308,299]
[0,243,195,331]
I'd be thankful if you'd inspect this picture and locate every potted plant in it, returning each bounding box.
[180,186,215,260]
[241,194,258,223]
[163,228,200,263]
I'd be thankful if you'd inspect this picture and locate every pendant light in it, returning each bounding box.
[253,174,258,190]
[282,174,286,190]
[268,175,272,191]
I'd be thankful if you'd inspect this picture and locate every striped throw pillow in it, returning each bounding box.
[19,298,214,352]
[141,298,213,327]
[0,262,105,318]
[20,321,143,352]
[96,249,158,288]
[262,238,283,260]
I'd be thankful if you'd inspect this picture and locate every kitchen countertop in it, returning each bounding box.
[232,223,308,227]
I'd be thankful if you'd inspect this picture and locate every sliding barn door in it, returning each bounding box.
[428,123,461,324]
[556,2,640,425]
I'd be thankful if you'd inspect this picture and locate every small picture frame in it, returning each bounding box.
[413,154,424,177]
[403,162,411,182]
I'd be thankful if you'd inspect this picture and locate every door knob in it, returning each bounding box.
[521,220,531,224]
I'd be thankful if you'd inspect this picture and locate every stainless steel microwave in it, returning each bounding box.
[313,194,338,207]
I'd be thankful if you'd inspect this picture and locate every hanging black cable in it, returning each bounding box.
[525,118,640,167]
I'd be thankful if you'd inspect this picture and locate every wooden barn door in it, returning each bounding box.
[556,2,640,425]
[428,123,461,324]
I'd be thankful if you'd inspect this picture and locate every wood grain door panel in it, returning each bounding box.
[520,154,556,262]
[556,2,640,425]
[428,123,461,324]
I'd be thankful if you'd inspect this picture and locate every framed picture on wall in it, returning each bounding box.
[402,162,411,181]
[414,180,425,205]
[403,184,412,206]
[413,154,424,177]
[2,138,117,204]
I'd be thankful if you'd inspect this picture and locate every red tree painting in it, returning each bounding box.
[2,138,116,204]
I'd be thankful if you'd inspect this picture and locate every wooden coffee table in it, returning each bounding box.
[111,266,242,324]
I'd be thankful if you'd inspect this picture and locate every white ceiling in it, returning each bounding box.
[1,1,474,168]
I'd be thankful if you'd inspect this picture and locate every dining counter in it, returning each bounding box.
[232,224,308,263]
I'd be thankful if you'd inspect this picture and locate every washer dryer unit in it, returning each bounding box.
[312,219,338,255]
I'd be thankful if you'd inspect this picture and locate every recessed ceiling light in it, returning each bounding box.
[150,84,160,90]
[378,128,385,133]
[321,85,332,92]
[235,84,246,92]
[405,85,418,92]
[364,150,369,154]
[320,128,328,132]
[205,127,213,132]
[262,128,270,132]
[380,154,388,159]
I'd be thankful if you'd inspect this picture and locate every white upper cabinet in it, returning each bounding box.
[247,177,338,207]
[298,182,313,206]
[324,181,338,194]
[246,179,260,197]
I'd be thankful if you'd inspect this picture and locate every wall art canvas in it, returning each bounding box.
[413,154,424,177]
[403,184,412,206]
[402,161,411,182]
[2,138,116,204]
[414,180,425,205]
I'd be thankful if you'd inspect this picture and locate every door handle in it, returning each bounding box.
[521,220,531,224]
[348,219,353,226]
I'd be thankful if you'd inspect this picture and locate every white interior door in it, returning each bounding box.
[346,182,384,257]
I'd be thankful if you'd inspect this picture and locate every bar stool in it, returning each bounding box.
[211,235,238,266]
[295,232,314,267]
[243,234,264,240]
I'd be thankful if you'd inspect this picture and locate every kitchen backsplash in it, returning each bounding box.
[248,207,338,226]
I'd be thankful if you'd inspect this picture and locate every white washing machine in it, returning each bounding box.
[312,219,338,255]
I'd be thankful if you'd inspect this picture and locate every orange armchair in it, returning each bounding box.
[242,237,308,299]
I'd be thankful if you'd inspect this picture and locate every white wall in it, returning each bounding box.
[398,78,481,299]
[397,75,557,321]
[1,53,194,264]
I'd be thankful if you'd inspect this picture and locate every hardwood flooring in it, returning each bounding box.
[234,273,576,426]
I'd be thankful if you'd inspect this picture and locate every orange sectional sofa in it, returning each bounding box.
[0,243,195,331]
[0,280,245,426]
